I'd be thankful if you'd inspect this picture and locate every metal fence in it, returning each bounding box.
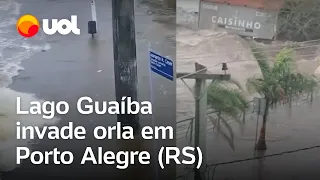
[176,144,320,180]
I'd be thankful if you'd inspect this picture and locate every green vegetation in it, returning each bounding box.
[246,47,318,150]
[278,0,320,41]
[207,80,248,150]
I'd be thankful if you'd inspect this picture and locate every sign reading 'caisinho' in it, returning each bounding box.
[199,1,278,39]
[211,16,262,30]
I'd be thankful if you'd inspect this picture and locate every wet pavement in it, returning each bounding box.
[3,0,175,179]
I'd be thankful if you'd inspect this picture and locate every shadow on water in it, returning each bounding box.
[88,36,99,49]
[254,151,266,180]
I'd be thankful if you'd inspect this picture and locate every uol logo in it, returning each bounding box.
[17,14,80,38]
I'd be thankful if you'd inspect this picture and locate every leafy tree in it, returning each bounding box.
[278,0,320,41]
[246,47,318,150]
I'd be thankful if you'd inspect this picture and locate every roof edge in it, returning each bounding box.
[201,0,285,11]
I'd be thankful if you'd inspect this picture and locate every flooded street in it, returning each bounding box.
[1,0,175,179]
[176,0,320,179]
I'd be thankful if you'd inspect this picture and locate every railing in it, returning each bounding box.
[176,144,320,180]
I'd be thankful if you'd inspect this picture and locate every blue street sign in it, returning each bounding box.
[149,51,173,81]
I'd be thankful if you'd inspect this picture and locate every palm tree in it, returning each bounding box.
[207,80,249,150]
[246,47,318,150]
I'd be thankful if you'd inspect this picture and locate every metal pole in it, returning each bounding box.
[112,0,140,134]
[254,114,259,156]
[194,63,207,180]
[197,0,202,28]
[91,0,98,31]
[254,98,261,156]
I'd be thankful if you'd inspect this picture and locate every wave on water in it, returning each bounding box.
[0,0,57,172]
[0,0,51,88]
[0,88,60,171]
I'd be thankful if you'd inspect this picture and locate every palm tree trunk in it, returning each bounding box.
[217,111,221,136]
[255,99,269,150]
[241,111,246,135]
[288,96,292,118]
[255,115,267,150]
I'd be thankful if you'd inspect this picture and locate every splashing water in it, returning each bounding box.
[0,88,60,171]
[0,0,56,172]
[0,0,50,88]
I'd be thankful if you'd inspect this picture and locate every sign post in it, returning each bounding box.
[88,0,98,37]
[149,50,173,180]
[91,0,98,30]
[149,51,174,81]
[252,97,266,155]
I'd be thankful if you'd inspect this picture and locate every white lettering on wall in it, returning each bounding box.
[211,16,262,30]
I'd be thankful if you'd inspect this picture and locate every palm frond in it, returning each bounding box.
[248,47,319,109]
[218,116,235,150]
[207,82,248,118]
[250,44,271,78]
[272,48,294,81]
[246,77,265,95]
[212,78,244,91]
[206,81,248,150]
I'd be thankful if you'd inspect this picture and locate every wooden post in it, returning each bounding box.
[177,62,230,180]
